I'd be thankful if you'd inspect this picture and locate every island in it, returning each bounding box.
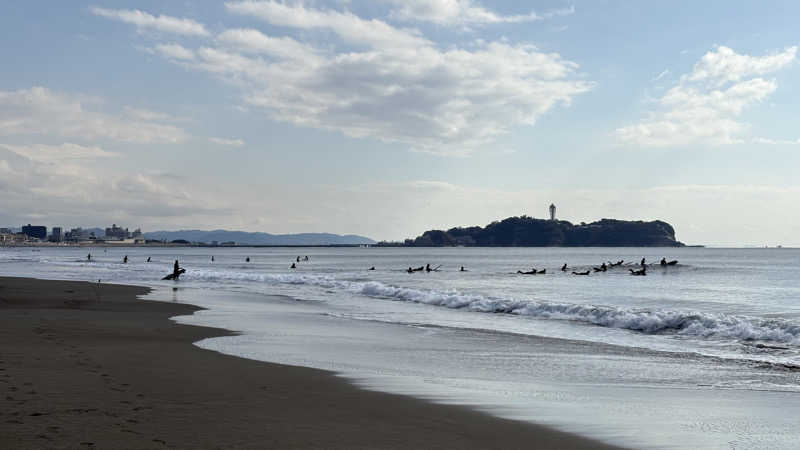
[383,216,684,247]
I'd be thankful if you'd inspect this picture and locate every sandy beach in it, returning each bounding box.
[0,276,623,449]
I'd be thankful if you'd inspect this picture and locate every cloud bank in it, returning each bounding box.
[0,87,186,143]
[99,1,591,155]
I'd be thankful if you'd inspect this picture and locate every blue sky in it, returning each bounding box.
[1,1,799,245]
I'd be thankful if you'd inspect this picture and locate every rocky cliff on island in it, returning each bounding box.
[392,217,684,247]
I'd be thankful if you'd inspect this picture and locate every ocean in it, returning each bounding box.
[2,246,800,449]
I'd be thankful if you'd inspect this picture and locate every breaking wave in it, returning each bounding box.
[184,269,800,345]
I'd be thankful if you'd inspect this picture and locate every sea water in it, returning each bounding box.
[2,246,800,448]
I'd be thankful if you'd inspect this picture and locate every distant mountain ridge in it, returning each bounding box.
[143,229,375,246]
[390,216,683,247]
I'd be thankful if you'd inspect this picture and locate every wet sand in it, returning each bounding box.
[0,276,624,449]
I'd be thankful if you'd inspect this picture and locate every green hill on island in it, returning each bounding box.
[389,217,683,247]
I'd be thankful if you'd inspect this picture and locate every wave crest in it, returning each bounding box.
[185,269,800,345]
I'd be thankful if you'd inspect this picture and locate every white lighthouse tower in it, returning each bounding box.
[549,203,556,221]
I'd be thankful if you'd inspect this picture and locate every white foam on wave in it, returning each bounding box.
[182,269,800,345]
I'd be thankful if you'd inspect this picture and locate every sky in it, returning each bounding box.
[1,1,799,245]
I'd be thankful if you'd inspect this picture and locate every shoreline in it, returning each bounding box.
[0,276,625,449]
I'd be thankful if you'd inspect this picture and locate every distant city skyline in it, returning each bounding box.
[2,1,800,246]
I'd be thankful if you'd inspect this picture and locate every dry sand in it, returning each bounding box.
[0,276,625,449]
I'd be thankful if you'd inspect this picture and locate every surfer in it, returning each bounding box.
[161,260,185,280]
[641,257,646,267]
[660,258,667,266]
[460,266,467,272]
[369,266,375,270]
[304,256,309,261]
[290,263,296,269]
[246,257,250,262]
[87,253,91,261]
[123,255,128,264]
[561,263,568,272]
[211,256,214,262]
[172,260,183,279]
[146,257,151,263]
[426,263,431,272]
[407,267,413,273]
[296,256,301,263]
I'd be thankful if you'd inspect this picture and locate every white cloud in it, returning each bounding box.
[617,46,797,147]
[385,0,574,26]
[90,7,209,36]
[225,1,429,50]
[651,69,670,82]
[154,43,196,60]
[752,137,800,145]
[0,143,118,161]
[216,28,322,63]
[152,3,591,155]
[688,45,797,87]
[209,137,245,147]
[0,86,186,143]
[123,106,184,122]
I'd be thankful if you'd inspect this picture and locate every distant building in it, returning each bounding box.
[131,228,143,239]
[105,224,129,240]
[65,227,91,242]
[549,204,556,221]
[50,227,63,242]
[0,233,26,244]
[0,228,11,234]
[21,224,47,240]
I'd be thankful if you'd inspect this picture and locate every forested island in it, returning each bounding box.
[383,217,684,247]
